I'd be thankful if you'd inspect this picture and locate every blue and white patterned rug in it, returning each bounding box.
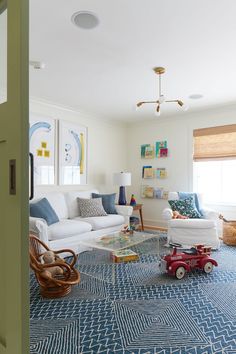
[30,233,236,354]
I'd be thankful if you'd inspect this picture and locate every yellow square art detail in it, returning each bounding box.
[41,142,47,149]
[44,150,50,158]
[37,149,43,157]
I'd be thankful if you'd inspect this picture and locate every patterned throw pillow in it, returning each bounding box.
[168,197,202,218]
[77,197,107,218]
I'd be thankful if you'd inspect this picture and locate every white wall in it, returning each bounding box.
[30,99,128,197]
[127,104,236,226]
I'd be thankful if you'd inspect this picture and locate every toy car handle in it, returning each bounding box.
[169,242,182,248]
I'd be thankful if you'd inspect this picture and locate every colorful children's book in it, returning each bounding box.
[143,167,154,179]
[111,249,139,263]
[142,165,152,178]
[156,168,167,179]
[156,140,168,157]
[160,148,168,157]
[141,144,150,158]
[154,187,164,199]
[144,145,155,159]
[141,185,154,198]
[162,190,169,200]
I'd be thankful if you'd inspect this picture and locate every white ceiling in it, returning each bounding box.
[30,0,236,121]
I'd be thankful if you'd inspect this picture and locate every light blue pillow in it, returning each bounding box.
[92,193,117,214]
[30,198,59,226]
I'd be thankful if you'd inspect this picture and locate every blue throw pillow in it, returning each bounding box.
[178,192,203,217]
[92,193,117,214]
[169,196,202,218]
[30,198,59,226]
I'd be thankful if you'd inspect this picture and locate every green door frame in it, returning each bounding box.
[0,0,29,353]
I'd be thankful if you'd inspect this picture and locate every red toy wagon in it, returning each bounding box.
[159,243,218,279]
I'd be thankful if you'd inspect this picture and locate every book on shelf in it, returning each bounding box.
[160,148,168,157]
[141,185,154,198]
[144,145,155,159]
[143,167,155,179]
[156,168,167,179]
[142,165,152,178]
[156,140,167,157]
[154,187,164,199]
[162,190,169,200]
[141,144,150,158]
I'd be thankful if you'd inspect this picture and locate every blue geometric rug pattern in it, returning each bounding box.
[30,233,236,354]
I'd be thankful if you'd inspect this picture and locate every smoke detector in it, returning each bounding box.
[71,11,99,30]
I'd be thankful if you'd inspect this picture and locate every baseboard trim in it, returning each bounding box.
[144,225,167,232]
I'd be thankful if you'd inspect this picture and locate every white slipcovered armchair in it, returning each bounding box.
[162,192,222,249]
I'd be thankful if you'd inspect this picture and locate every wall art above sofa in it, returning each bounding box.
[59,120,87,185]
[29,115,88,186]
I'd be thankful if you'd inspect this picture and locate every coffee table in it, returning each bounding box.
[79,231,159,284]
[80,230,159,254]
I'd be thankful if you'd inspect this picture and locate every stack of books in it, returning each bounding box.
[111,249,139,263]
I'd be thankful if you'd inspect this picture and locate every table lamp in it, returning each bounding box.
[113,172,131,205]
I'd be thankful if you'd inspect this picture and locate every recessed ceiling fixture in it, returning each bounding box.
[189,94,204,99]
[136,67,188,117]
[29,60,46,70]
[71,11,99,30]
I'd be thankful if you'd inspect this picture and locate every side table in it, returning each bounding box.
[131,204,144,231]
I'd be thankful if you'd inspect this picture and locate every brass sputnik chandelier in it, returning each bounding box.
[136,67,188,116]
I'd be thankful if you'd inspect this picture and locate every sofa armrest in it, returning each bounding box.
[162,208,173,220]
[115,205,133,216]
[29,217,49,245]
[201,207,220,220]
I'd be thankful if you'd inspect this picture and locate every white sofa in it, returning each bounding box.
[29,189,133,255]
[162,192,222,249]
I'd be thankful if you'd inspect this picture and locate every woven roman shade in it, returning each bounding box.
[193,124,236,161]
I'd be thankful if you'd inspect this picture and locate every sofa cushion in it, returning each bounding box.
[30,198,59,226]
[92,193,117,214]
[48,219,92,241]
[37,192,69,220]
[74,214,124,231]
[168,219,215,229]
[65,190,99,219]
[78,197,107,217]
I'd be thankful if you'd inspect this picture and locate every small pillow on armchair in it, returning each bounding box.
[168,196,202,219]
[77,197,107,218]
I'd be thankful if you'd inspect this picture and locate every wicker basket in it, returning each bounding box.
[223,220,236,246]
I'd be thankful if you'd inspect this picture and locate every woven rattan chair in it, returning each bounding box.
[29,234,80,298]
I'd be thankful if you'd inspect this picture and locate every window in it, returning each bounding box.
[193,124,236,206]
[194,160,236,205]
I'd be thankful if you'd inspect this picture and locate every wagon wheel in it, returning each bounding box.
[203,261,214,274]
[175,266,186,280]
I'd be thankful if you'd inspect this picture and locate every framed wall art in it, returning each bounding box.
[59,120,87,185]
[29,114,56,185]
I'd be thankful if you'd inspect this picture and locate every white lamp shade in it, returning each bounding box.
[113,172,131,186]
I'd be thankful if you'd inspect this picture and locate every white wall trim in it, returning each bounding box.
[144,218,168,228]
[30,96,127,128]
